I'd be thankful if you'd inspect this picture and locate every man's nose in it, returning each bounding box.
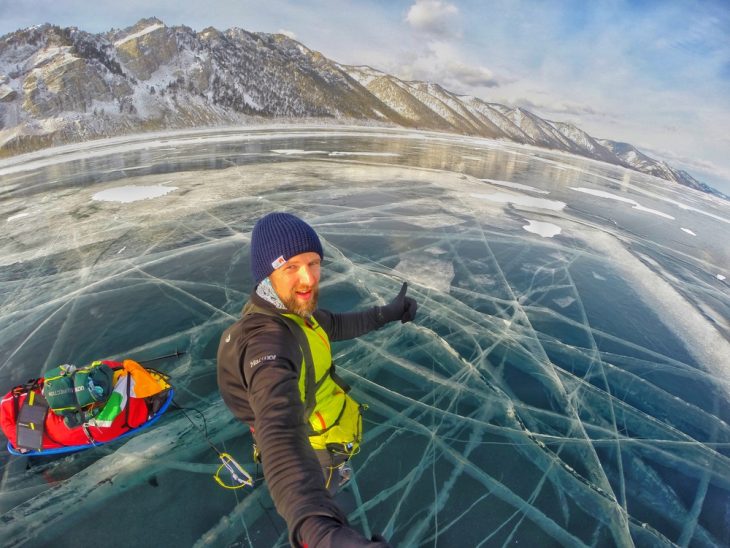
[297,266,314,285]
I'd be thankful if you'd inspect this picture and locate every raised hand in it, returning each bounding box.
[379,282,417,324]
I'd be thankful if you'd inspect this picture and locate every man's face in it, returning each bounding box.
[269,251,321,317]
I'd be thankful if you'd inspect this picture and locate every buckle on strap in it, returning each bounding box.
[81,422,97,445]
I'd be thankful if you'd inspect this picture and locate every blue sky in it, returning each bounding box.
[2,0,729,193]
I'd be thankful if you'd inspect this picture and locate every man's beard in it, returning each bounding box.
[281,284,319,318]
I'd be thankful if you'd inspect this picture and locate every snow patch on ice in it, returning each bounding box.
[571,187,675,220]
[632,204,675,219]
[328,151,399,157]
[553,296,576,308]
[522,220,562,238]
[92,185,178,203]
[480,178,550,195]
[271,149,328,155]
[471,192,566,211]
[718,274,727,281]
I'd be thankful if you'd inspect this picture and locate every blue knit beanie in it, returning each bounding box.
[250,212,323,285]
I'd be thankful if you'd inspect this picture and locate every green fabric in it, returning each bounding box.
[42,361,114,419]
[282,314,358,444]
[92,391,124,427]
[283,313,334,422]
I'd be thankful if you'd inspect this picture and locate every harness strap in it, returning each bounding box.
[312,397,348,437]
[330,366,351,394]
[285,317,318,421]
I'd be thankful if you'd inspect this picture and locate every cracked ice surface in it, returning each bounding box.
[1,127,729,547]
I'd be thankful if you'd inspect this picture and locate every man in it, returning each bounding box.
[217,212,417,547]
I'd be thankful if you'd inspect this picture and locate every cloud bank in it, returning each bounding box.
[405,0,461,38]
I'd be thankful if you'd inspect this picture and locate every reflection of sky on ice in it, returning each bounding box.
[1,127,729,547]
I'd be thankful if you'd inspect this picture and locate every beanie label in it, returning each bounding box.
[271,255,286,270]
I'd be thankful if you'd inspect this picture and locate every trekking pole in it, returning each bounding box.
[138,350,186,364]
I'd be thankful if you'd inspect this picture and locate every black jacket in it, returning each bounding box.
[217,291,389,547]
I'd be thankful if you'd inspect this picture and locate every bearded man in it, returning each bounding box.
[217,212,417,547]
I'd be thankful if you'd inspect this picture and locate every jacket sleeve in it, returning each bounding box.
[298,516,392,547]
[314,307,388,342]
[242,322,349,546]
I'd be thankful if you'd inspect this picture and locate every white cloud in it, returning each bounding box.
[396,40,500,93]
[447,62,499,88]
[405,0,460,38]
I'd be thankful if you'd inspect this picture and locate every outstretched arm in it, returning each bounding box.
[317,282,418,341]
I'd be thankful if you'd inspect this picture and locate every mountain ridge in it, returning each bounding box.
[0,17,724,198]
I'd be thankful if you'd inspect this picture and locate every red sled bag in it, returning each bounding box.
[1,360,150,453]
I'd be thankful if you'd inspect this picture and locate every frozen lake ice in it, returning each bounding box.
[1,126,729,547]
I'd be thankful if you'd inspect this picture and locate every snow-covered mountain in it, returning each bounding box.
[598,139,716,194]
[0,18,722,197]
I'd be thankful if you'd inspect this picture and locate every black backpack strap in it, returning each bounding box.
[283,317,317,420]
[123,370,132,427]
[243,302,317,422]
[329,364,351,393]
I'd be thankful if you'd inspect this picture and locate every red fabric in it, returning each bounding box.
[1,360,150,451]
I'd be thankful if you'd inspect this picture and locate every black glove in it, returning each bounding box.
[378,282,417,324]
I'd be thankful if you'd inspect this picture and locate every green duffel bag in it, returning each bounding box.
[42,361,114,427]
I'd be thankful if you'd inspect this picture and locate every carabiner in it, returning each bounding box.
[214,452,254,489]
